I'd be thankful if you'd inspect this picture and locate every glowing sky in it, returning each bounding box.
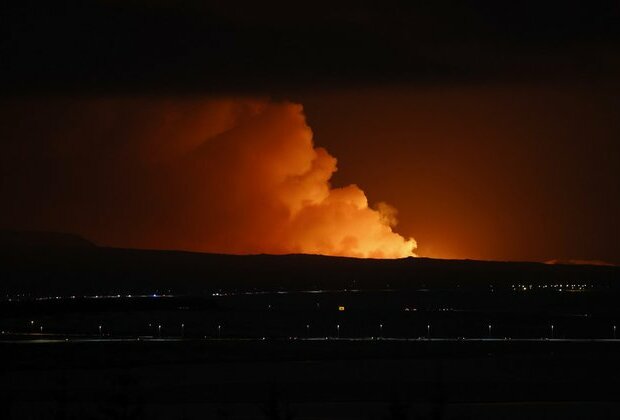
[298,83,620,263]
[2,1,620,263]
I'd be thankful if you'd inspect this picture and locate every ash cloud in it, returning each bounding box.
[0,98,416,258]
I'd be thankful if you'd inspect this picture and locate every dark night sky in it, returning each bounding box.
[3,1,620,93]
[2,1,620,263]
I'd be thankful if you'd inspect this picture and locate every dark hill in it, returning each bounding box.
[1,231,618,296]
[0,230,95,250]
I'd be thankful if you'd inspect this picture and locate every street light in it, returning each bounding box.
[181,323,185,338]
[217,324,221,338]
[306,324,310,338]
[40,326,43,334]
[158,324,162,338]
[336,324,340,338]
[98,325,102,337]
[427,324,431,339]
[550,324,554,339]
[488,323,492,338]
[379,323,383,338]
[614,325,617,339]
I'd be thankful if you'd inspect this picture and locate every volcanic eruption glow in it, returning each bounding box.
[0,98,416,258]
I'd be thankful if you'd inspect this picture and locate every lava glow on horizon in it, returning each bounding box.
[0,98,416,259]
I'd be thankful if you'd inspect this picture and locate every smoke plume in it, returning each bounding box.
[0,98,416,258]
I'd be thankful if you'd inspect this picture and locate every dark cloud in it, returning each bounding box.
[2,1,620,94]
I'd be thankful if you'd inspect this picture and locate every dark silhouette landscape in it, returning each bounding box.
[2,231,620,419]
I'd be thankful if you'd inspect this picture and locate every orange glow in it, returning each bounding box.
[298,84,620,264]
[0,98,416,259]
[2,83,619,264]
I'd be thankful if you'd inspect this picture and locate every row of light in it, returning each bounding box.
[21,321,619,340]
[511,283,592,291]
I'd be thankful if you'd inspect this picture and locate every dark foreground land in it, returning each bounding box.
[4,339,620,419]
[2,231,620,419]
